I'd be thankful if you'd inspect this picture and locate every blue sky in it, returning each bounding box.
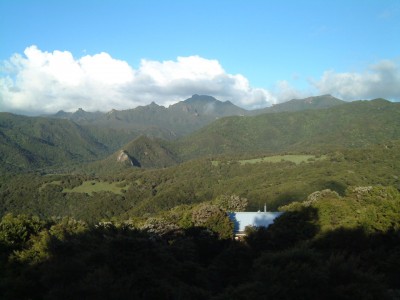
[1,0,399,114]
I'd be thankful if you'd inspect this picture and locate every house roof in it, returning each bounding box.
[228,212,283,233]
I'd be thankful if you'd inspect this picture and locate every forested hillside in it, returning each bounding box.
[176,99,400,160]
[1,95,400,298]
[0,94,365,172]
[71,98,400,172]
[0,113,109,172]
[1,140,399,222]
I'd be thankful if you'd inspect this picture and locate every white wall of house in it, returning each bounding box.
[228,212,283,233]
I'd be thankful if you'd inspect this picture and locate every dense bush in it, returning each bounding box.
[1,185,399,299]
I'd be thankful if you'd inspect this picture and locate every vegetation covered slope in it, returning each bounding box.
[0,95,363,172]
[76,98,400,172]
[0,184,399,299]
[253,94,345,114]
[0,113,111,171]
[1,96,400,298]
[1,140,400,222]
[89,135,179,172]
[176,99,400,160]
[49,94,345,141]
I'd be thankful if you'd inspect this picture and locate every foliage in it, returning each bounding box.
[214,194,248,212]
[304,189,340,205]
[0,113,111,172]
[177,99,400,160]
[315,186,398,232]
[0,184,399,300]
[2,98,400,174]
[0,213,47,250]
[1,140,400,222]
[140,217,180,237]
[2,97,400,298]
[192,204,234,239]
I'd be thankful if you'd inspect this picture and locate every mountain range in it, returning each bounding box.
[48,94,248,139]
[48,94,344,137]
[3,94,398,172]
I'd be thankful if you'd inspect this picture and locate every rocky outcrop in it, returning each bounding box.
[117,150,133,166]
[116,150,141,167]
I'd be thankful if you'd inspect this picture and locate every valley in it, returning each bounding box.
[1,95,400,220]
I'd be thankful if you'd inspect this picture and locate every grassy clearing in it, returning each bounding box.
[212,154,327,166]
[240,154,327,165]
[240,155,327,165]
[63,180,128,195]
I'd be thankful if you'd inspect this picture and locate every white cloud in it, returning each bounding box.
[272,80,310,102]
[312,59,400,101]
[0,46,276,114]
[2,46,398,115]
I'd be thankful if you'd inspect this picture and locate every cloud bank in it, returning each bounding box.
[312,60,400,101]
[0,46,399,115]
[0,46,275,114]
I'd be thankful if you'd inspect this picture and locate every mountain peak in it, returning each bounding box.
[149,101,160,107]
[168,94,246,117]
[72,108,88,115]
[186,94,218,104]
[54,110,70,118]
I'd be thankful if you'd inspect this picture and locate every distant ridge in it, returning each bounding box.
[48,94,248,138]
[87,98,400,171]
[52,108,103,122]
[47,94,346,139]
[252,94,345,114]
[176,98,400,160]
[4,95,396,172]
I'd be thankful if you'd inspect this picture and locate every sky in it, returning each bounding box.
[0,0,399,115]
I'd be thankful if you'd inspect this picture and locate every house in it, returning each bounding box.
[228,210,283,239]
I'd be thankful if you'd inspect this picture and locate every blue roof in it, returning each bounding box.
[228,212,283,233]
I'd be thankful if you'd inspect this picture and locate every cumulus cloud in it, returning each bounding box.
[312,59,400,101]
[271,80,311,102]
[0,46,276,114]
[2,46,398,115]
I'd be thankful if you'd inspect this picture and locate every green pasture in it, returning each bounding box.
[239,154,327,165]
[213,154,327,166]
[63,180,128,195]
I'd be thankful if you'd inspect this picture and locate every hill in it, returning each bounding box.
[0,113,110,172]
[176,99,400,160]
[1,139,400,221]
[253,94,345,114]
[89,135,178,172]
[2,96,398,173]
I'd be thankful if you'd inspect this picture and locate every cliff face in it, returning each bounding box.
[117,150,135,166]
